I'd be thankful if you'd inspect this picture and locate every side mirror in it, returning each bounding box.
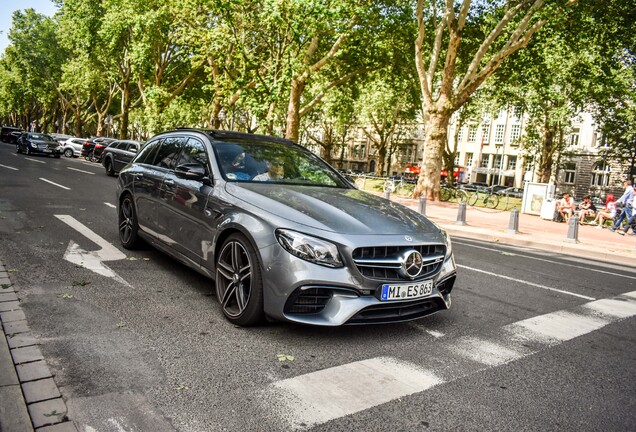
[175,163,207,181]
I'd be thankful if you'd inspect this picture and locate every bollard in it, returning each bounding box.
[418,197,427,216]
[507,208,520,233]
[455,201,467,226]
[383,190,391,200]
[564,216,579,243]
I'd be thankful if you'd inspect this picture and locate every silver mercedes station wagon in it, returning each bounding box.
[116,129,456,326]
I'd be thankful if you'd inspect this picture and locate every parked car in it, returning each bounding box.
[497,187,524,198]
[1,126,25,143]
[49,133,74,144]
[101,140,144,176]
[459,182,489,192]
[488,185,510,194]
[81,137,116,161]
[62,138,89,158]
[16,132,63,158]
[116,129,456,326]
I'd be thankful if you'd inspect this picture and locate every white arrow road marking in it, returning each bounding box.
[269,291,636,430]
[0,164,18,170]
[40,178,71,190]
[55,215,130,287]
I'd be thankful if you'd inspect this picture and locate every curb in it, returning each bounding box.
[0,262,78,432]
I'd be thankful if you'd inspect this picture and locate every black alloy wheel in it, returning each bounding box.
[215,233,265,326]
[118,194,141,249]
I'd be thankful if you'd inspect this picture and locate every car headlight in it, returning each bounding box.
[442,229,452,259]
[276,229,343,268]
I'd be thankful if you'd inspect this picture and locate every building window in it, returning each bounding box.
[454,154,460,165]
[480,154,490,168]
[591,161,610,187]
[563,163,576,184]
[468,126,477,142]
[481,123,490,144]
[493,155,503,169]
[570,128,580,146]
[510,124,521,144]
[457,127,465,142]
[494,124,505,144]
[507,156,517,170]
[466,152,474,167]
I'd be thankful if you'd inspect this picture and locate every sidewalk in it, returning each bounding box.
[1,197,635,431]
[388,194,636,267]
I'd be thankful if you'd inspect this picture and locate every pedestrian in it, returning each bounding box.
[556,193,575,223]
[577,195,596,224]
[609,180,634,232]
[589,194,615,228]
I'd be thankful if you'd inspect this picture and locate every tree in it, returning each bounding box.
[413,0,578,200]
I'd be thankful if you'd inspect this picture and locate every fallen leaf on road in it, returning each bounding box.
[277,354,295,362]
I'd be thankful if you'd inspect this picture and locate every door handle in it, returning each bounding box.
[164,178,175,186]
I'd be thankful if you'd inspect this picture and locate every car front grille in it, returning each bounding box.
[351,244,446,281]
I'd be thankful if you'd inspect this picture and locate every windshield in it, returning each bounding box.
[214,140,349,188]
[29,133,54,141]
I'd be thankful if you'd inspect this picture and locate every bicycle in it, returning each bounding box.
[439,184,469,203]
[468,187,499,209]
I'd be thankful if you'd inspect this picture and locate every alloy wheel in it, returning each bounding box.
[216,240,253,318]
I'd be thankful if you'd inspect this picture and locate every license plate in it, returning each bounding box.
[42,149,51,153]
[380,280,433,301]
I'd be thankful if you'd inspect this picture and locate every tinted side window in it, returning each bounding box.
[135,138,163,164]
[175,138,209,169]
[153,137,185,170]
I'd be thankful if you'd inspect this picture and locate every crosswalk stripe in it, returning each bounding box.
[269,291,636,430]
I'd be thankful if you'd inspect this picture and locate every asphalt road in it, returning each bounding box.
[1,143,635,432]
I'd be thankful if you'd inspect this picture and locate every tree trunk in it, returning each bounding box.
[538,126,555,183]
[120,85,131,139]
[413,111,451,200]
[285,78,305,142]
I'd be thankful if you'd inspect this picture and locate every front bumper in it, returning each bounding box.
[262,248,457,326]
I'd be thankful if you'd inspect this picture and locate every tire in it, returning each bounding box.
[439,188,451,202]
[468,193,479,207]
[64,148,73,158]
[486,194,499,209]
[89,151,98,163]
[118,194,142,249]
[215,233,265,326]
[16,145,21,154]
[105,159,115,176]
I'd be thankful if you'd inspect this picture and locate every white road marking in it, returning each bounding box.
[510,311,608,342]
[25,157,46,164]
[104,202,116,209]
[55,215,130,286]
[270,292,636,429]
[0,164,18,170]
[451,337,525,366]
[457,264,595,300]
[67,167,95,175]
[39,178,71,190]
[454,240,636,279]
[272,357,442,429]
[425,329,445,338]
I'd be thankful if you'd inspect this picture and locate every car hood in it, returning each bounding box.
[31,139,59,146]
[225,183,440,235]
